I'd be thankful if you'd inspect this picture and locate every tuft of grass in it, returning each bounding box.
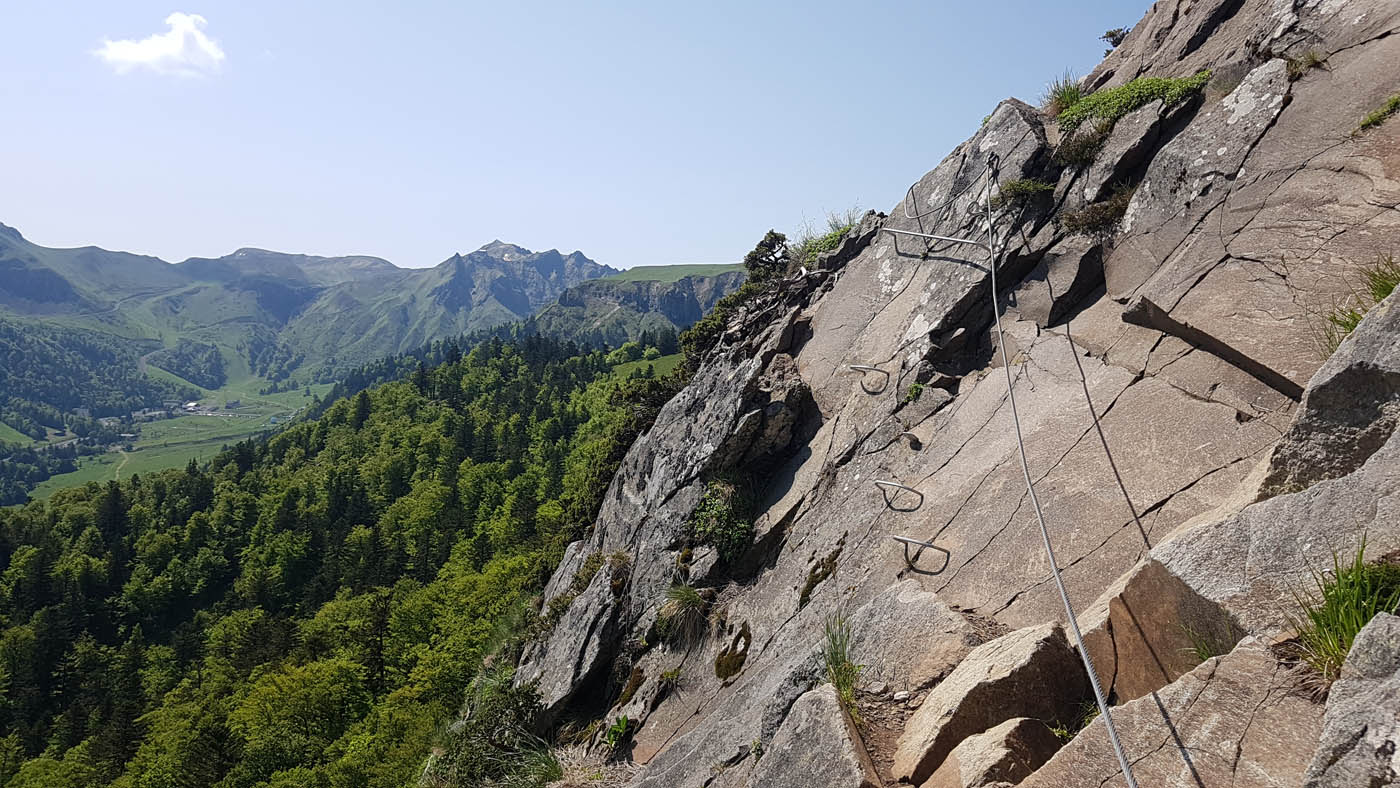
[1060,185,1136,238]
[1049,700,1102,743]
[1286,49,1326,81]
[658,584,711,645]
[1042,70,1085,118]
[992,179,1056,210]
[1288,540,1400,693]
[657,668,683,694]
[903,382,925,404]
[790,207,863,268]
[1319,255,1400,353]
[1058,70,1211,134]
[1357,95,1400,133]
[823,612,864,725]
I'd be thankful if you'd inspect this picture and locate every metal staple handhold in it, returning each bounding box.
[873,479,923,510]
[890,534,951,575]
[848,364,890,394]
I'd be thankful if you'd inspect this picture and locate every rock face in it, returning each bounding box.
[920,717,1063,788]
[1077,559,1241,703]
[1305,613,1400,787]
[1154,292,1400,634]
[1021,639,1324,788]
[509,1,1400,784]
[892,623,1087,784]
[748,685,878,788]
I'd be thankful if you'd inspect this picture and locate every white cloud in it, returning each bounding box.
[96,12,226,76]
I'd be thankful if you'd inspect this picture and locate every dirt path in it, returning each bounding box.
[113,449,130,480]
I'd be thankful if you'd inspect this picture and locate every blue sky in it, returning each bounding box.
[0,1,1137,269]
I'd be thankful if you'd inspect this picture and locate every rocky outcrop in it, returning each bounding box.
[1261,292,1400,495]
[892,623,1086,784]
[748,685,878,788]
[1154,291,1400,633]
[1021,639,1324,787]
[1078,559,1242,703]
[920,717,1063,788]
[513,0,1400,783]
[1305,613,1400,787]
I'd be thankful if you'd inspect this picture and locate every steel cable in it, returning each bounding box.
[980,154,1140,788]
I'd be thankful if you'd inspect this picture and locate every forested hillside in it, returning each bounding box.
[0,335,680,787]
[0,318,198,436]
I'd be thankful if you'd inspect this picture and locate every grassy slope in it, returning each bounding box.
[605,264,743,283]
[610,352,683,379]
[0,422,31,446]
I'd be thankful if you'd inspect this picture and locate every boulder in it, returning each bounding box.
[1304,612,1400,787]
[920,717,1063,788]
[1021,639,1324,788]
[1008,234,1103,328]
[1261,292,1400,496]
[892,623,1088,784]
[1078,559,1242,703]
[748,685,879,788]
[846,580,986,693]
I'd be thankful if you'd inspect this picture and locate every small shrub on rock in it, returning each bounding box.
[991,179,1055,210]
[690,478,754,564]
[1059,186,1135,238]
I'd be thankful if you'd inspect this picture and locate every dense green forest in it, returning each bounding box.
[146,340,228,390]
[0,318,199,432]
[0,335,680,787]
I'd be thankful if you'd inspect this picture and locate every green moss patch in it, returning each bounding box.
[1058,70,1210,134]
[714,621,753,680]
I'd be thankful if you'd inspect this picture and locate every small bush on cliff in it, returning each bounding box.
[991,179,1056,210]
[1057,70,1210,133]
[1059,185,1135,238]
[424,664,560,786]
[823,613,864,725]
[1289,540,1400,692]
[1358,94,1400,133]
[679,230,787,366]
[1041,70,1084,117]
[1053,121,1112,167]
[1101,28,1128,48]
[790,207,862,267]
[690,477,755,564]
